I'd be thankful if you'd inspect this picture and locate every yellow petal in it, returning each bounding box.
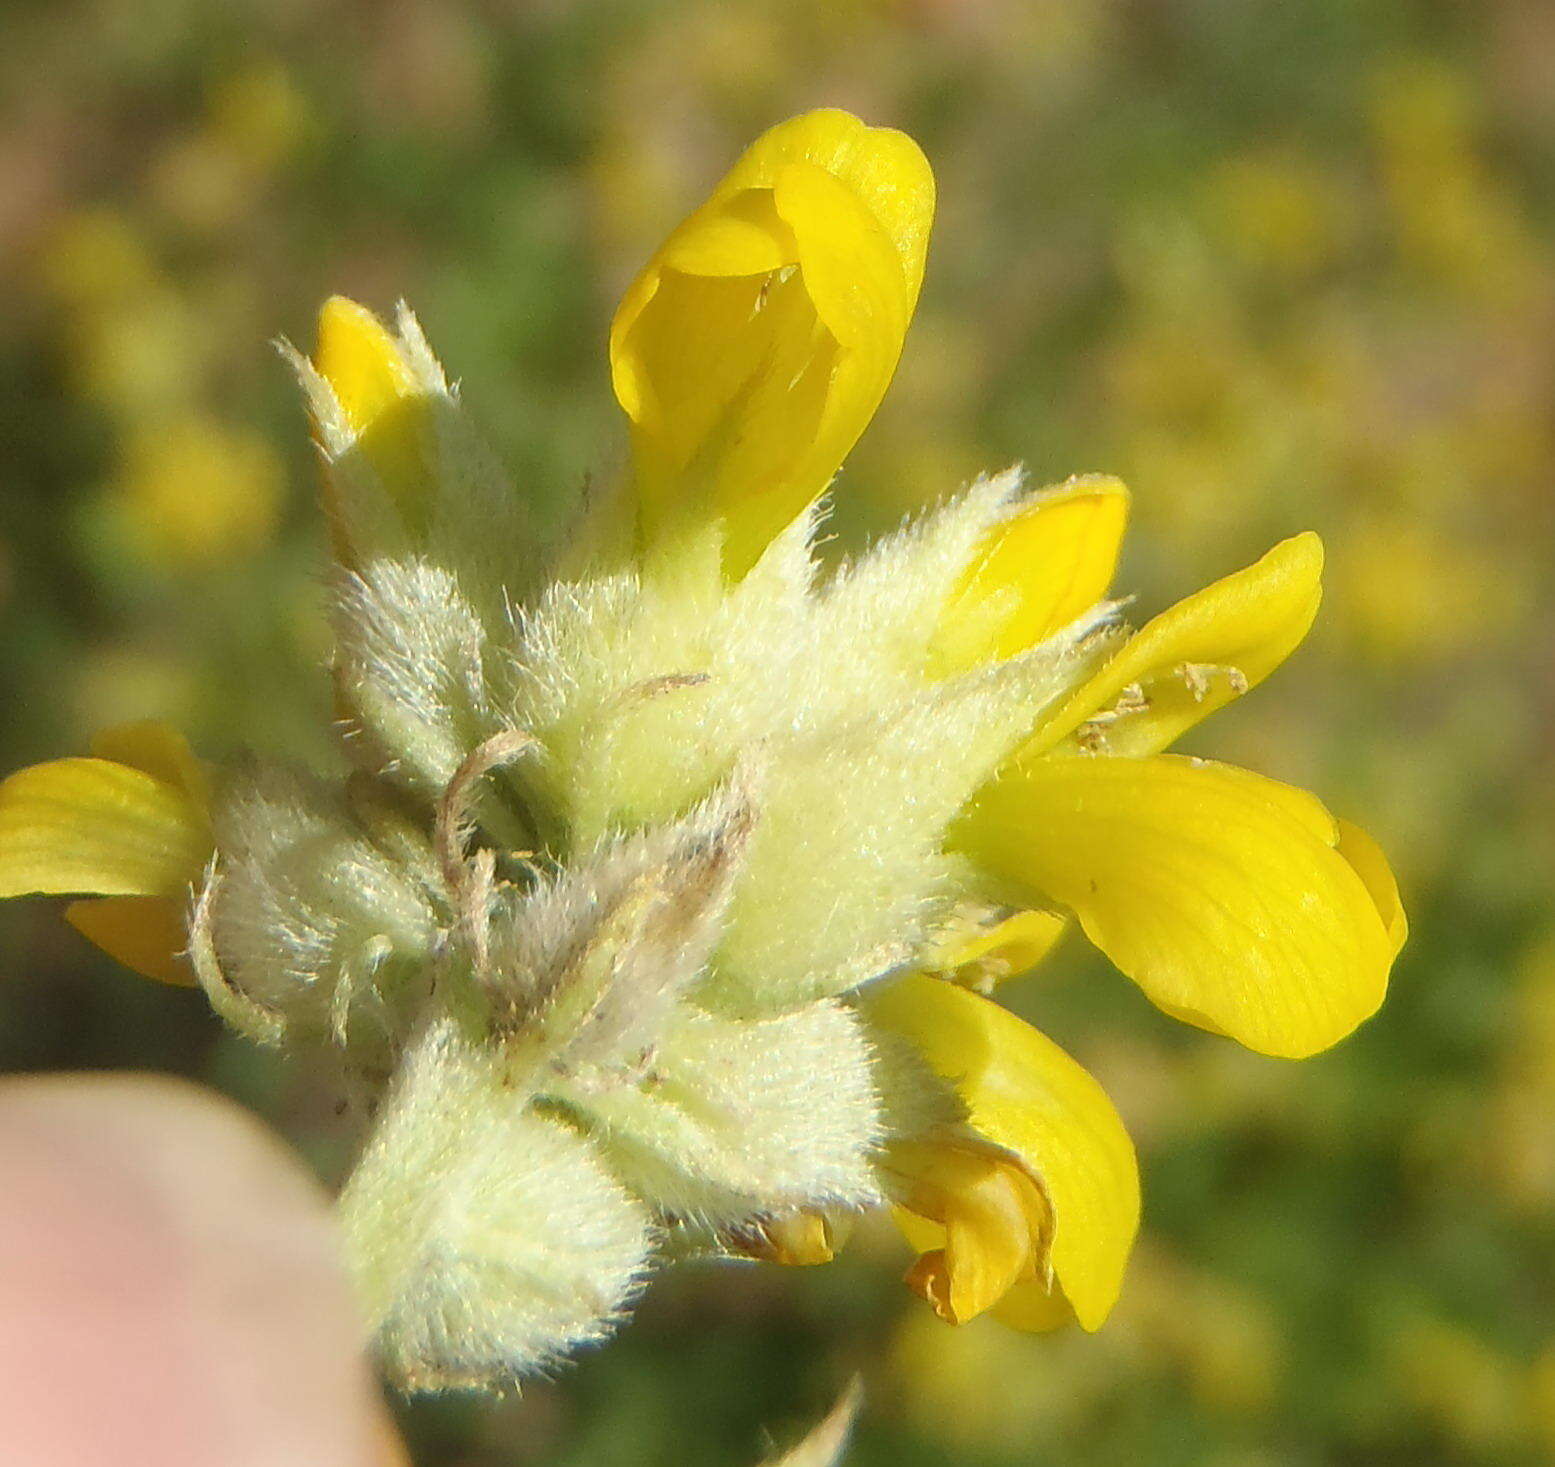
[89,721,211,811]
[865,974,1140,1330]
[723,108,934,300]
[0,756,210,898]
[928,907,1069,991]
[315,295,420,437]
[929,476,1130,676]
[64,896,196,987]
[730,1210,840,1266]
[1019,532,1324,758]
[313,295,430,547]
[892,1188,1074,1331]
[992,1275,1079,1332]
[1336,817,1408,957]
[889,1138,1054,1325]
[957,755,1394,1058]
[609,109,934,576]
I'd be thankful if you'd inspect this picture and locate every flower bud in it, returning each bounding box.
[609,109,934,576]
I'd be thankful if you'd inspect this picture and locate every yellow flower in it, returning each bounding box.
[609,108,934,576]
[871,975,1137,1332]
[0,722,211,985]
[108,414,284,569]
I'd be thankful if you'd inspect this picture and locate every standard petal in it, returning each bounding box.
[1019,532,1324,758]
[64,896,196,986]
[0,757,209,898]
[929,476,1130,676]
[956,755,1395,1058]
[720,107,934,299]
[865,973,1139,1330]
[609,109,934,576]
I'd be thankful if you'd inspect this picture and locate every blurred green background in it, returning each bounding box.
[3,1,1554,1463]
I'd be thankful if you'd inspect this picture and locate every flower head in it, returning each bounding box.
[0,109,1402,1389]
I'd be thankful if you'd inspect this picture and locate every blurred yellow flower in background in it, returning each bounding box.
[106,416,283,569]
